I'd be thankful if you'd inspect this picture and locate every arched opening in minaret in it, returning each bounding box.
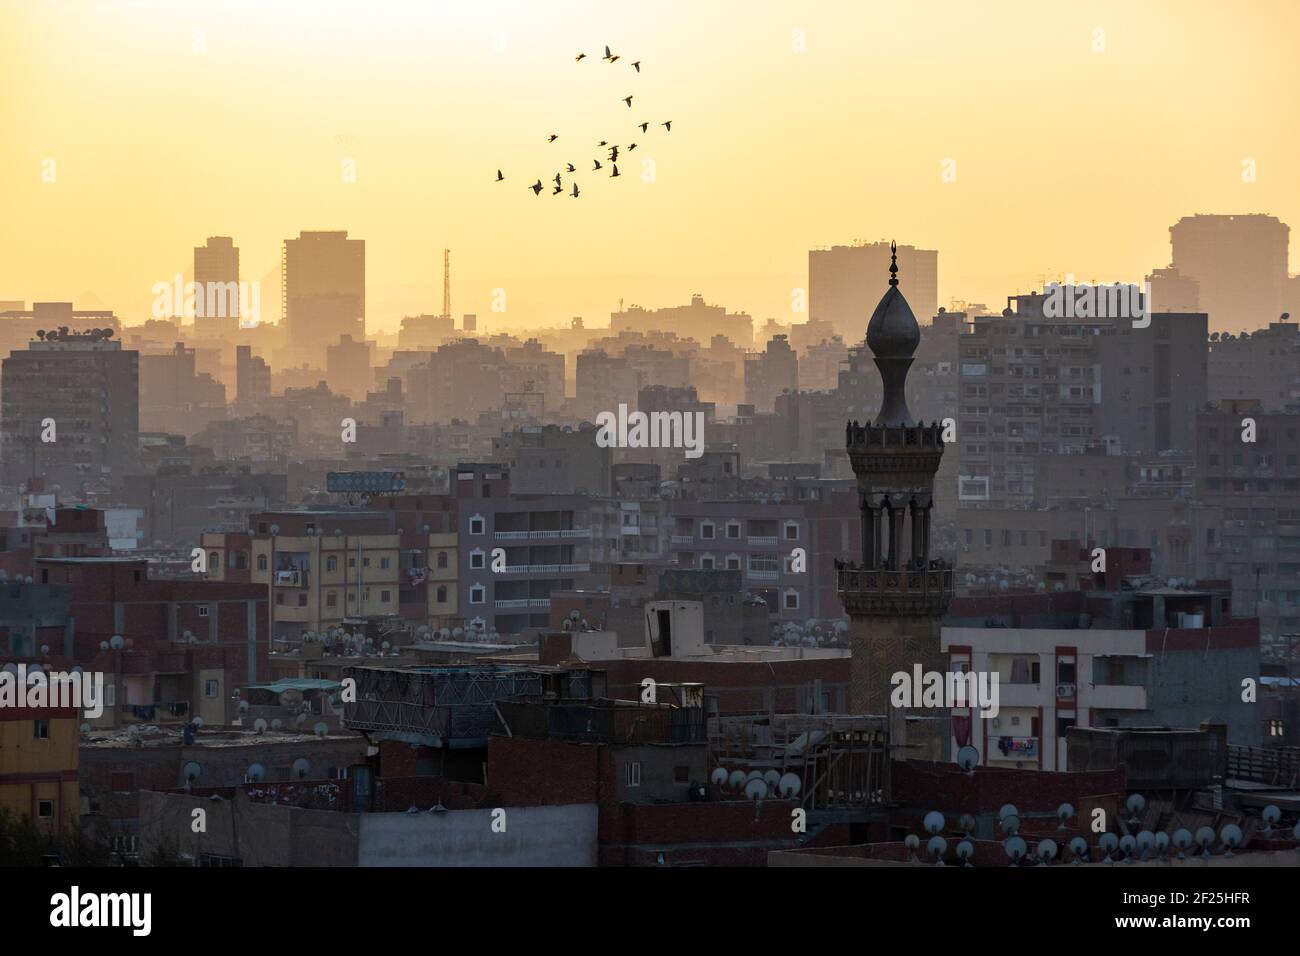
[863,494,933,572]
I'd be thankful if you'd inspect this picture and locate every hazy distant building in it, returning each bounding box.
[325,334,373,400]
[139,342,227,436]
[1,329,138,486]
[1145,266,1200,313]
[193,236,240,336]
[612,294,753,347]
[809,241,938,344]
[236,345,271,405]
[283,230,365,362]
[397,313,454,349]
[1209,319,1300,411]
[575,350,641,421]
[1169,214,1290,331]
[744,335,799,411]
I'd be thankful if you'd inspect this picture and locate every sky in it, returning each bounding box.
[2,0,1298,333]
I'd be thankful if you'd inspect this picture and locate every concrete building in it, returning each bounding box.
[611,294,753,347]
[744,334,799,412]
[809,240,939,345]
[138,342,226,436]
[235,345,272,406]
[1209,318,1300,411]
[193,236,241,337]
[282,230,365,364]
[0,701,80,836]
[1,328,139,489]
[1169,213,1291,332]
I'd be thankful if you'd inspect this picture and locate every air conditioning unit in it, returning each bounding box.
[1056,683,1076,699]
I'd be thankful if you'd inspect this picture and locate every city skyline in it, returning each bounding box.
[4,1,1300,331]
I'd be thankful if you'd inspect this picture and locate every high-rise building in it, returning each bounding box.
[810,241,939,345]
[1,328,138,488]
[235,345,272,405]
[743,334,799,411]
[193,236,240,336]
[1169,214,1290,332]
[282,230,365,363]
[838,245,952,759]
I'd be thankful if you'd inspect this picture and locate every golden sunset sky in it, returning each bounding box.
[2,0,1298,333]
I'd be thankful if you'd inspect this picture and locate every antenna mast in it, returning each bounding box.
[442,248,451,320]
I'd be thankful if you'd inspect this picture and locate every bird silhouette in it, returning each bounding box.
[603,45,618,63]
[597,140,608,147]
[554,173,562,187]
[566,163,576,172]
[553,183,564,195]
[608,145,620,161]
[628,143,637,151]
[495,169,504,181]
[609,55,620,63]
[592,159,602,170]
[530,180,543,195]
[638,122,649,133]
[631,61,641,72]
[661,120,672,131]
[548,133,558,142]
[571,182,580,198]
[610,163,620,178]
[575,53,587,62]
[623,95,633,107]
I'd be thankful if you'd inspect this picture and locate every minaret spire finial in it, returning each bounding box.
[888,240,899,287]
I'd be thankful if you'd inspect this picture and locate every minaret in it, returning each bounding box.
[839,241,952,759]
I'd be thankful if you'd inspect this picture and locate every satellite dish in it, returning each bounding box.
[1037,839,1058,864]
[109,634,125,650]
[957,745,979,773]
[40,644,49,655]
[1195,826,1216,855]
[710,767,728,787]
[1153,831,1170,855]
[269,524,280,535]
[238,700,250,713]
[1000,814,1020,836]
[1118,834,1137,863]
[99,641,109,651]
[192,716,204,728]
[998,803,1019,822]
[1173,828,1193,859]
[762,769,780,789]
[903,834,921,859]
[253,718,268,733]
[1220,823,1243,857]
[292,757,311,779]
[1068,836,1088,863]
[1262,804,1281,835]
[1057,803,1075,829]
[184,761,202,782]
[1004,836,1027,863]
[958,813,976,834]
[1099,831,1118,863]
[314,722,328,737]
[923,811,945,835]
[1136,830,1155,860]
[270,718,283,731]
[743,778,767,800]
[927,835,947,863]
[1125,792,1146,824]
[727,770,747,791]
[777,773,801,798]
[80,722,90,734]
[246,763,266,782]
[955,840,974,866]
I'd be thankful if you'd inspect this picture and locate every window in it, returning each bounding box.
[327,591,338,607]
[363,557,371,568]
[380,590,391,603]
[469,516,485,535]
[380,557,391,570]
[209,552,220,571]
[625,761,641,787]
[297,592,307,607]
[783,590,799,610]
[198,605,209,617]
[436,585,447,603]
[984,529,993,546]
[674,765,690,783]
[327,556,338,572]
[725,521,741,540]
[700,522,715,540]
[700,554,715,570]
[437,551,448,569]
[38,801,54,819]
[257,555,268,571]
[34,719,50,739]
[470,585,485,604]
[726,555,741,570]
[470,550,485,570]
[784,522,799,541]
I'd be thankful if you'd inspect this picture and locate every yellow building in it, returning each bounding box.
[0,706,80,836]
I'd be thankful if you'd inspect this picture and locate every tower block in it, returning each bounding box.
[837,242,954,760]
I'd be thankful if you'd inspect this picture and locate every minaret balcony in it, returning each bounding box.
[836,565,954,617]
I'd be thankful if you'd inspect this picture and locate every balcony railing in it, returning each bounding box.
[747,535,778,546]
[495,529,591,540]
[274,569,306,587]
[496,563,590,575]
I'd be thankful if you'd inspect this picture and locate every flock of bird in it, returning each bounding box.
[493,45,671,199]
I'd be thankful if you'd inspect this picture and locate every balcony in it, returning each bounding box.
[493,528,590,540]
[746,570,779,581]
[671,535,694,545]
[496,563,590,575]
[747,536,778,546]
[991,736,1040,761]
[837,566,954,617]
[274,569,306,587]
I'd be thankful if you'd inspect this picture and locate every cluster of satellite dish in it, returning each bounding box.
[36,326,115,342]
[906,780,1300,866]
[0,569,35,585]
[770,619,850,648]
[709,766,802,803]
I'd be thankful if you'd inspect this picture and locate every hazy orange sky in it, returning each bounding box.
[3,0,1298,333]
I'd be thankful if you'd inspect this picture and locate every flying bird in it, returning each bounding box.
[554,173,563,187]
[603,45,617,62]
[638,122,649,133]
[628,143,637,151]
[530,180,543,195]
[495,169,504,181]
[571,182,580,198]
[575,53,587,62]
[592,159,602,170]
[608,145,620,161]
[610,163,620,178]
[548,133,558,142]
[662,120,672,131]
[553,183,564,195]
[597,140,608,147]
[631,61,641,72]
[566,163,576,172]
[623,95,633,107]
